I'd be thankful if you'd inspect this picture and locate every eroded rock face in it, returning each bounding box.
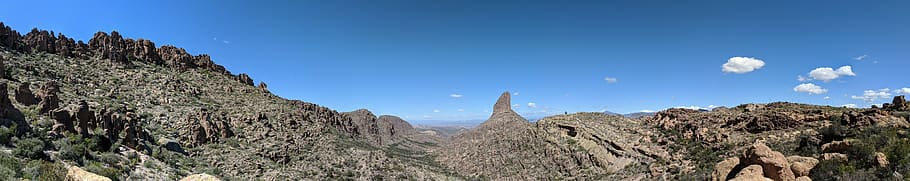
[0,22,24,50]
[713,157,740,181]
[23,28,57,53]
[50,108,75,134]
[236,73,253,86]
[37,80,60,114]
[178,109,235,147]
[15,82,37,106]
[0,82,29,135]
[125,39,162,64]
[66,166,112,181]
[75,100,94,136]
[88,31,129,65]
[493,91,511,113]
[157,45,195,70]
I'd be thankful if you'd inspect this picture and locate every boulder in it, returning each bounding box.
[742,141,795,181]
[876,152,889,168]
[178,109,234,146]
[821,153,848,162]
[712,157,740,181]
[787,156,818,177]
[158,138,187,155]
[821,140,853,153]
[66,166,112,181]
[730,165,772,181]
[15,82,37,105]
[257,81,268,90]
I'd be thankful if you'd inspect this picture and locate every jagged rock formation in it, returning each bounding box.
[37,80,60,114]
[0,22,252,85]
[0,82,28,135]
[14,82,37,105]
[341,109,418,145]
[176,108,235,147]
[437,92,664,179]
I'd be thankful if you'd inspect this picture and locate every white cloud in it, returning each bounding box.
[222,40,230,44]
[449,94,463,98]
[433,109,440,113]
[793,83,828,94]
[722,57,765,74]
[640,110,656,113]
[851,88,892,103]
[797,75,810,82]
[808,66,855,82]
[512,104,521,108]
[842,104,858,108]
[457,108,464,112]
[604,77,618,83]
[854,55,869,61]
[513,92,520,96]
[824,96,831,100]
[527,102,537,108]
[895,88,910,94]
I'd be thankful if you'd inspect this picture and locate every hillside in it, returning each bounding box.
[2,21,910,180]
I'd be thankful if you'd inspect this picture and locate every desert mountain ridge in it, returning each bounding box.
[2,21,910,180]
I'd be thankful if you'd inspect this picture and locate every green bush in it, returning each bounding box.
[84,161,122,181]
[0,126,12,146]
[14,138,46,160]
[56,135,87,162]
[0,152,22,178]
[21,160,66,180]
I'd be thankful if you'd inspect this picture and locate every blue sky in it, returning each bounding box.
[2,1,909,122]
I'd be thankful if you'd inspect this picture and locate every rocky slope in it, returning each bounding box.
[3,20,909,180]
[0,21,454,180]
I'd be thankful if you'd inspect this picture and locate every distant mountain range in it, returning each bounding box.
[603,111,657,118]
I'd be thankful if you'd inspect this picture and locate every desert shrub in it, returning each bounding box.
[56,135,87,162]
[811,125,910,180]
[0,152,22,178]
[84,160,122,181]
[14,137,46,159]
[0,126,12,146]
[21,160,66,180]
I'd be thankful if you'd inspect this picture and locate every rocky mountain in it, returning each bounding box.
[2,21,910,180]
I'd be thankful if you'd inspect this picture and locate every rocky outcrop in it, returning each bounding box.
[0,22,258,86]
[883,95,909,111]
[66,166,112,181]
[50,107,76,135]
[75,100,94,136]
[713,141,817,181]
[177,109,235,147]
[0,22,24,50]
[37,80,61,114]
[236,73,253,86]
[23,28,57,53]
[88,31,129,65]
[0,82,28,135]
[341,109,417,145]
[125,39,162,64]
[15,82,37,105]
